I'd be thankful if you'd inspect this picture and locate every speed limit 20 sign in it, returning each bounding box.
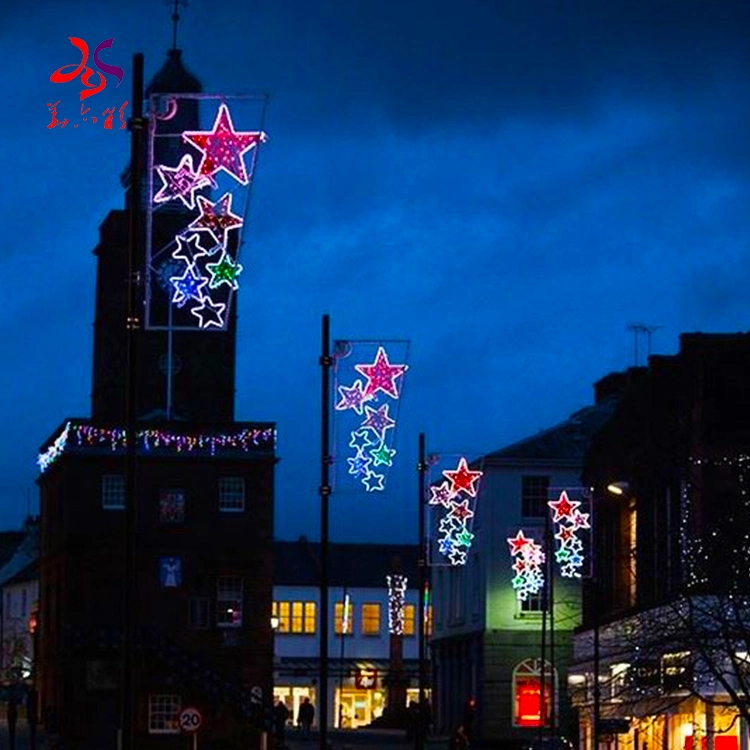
[179,707,202,733]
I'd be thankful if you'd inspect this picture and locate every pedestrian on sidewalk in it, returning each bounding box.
[26,686,38,750]
[297,697,314,739]
[7,695,18,750]
[450,725,470,750]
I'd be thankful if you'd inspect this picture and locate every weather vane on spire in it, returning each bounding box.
[166,0,188,51]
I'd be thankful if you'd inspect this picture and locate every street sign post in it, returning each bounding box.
[180,707,202,750]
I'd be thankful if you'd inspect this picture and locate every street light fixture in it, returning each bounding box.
[606,481,630,496]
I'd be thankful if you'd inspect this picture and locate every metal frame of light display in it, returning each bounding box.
[332,341,409,493]
[145,93,268,331]
[508,530,546,601]
[547,489,591,579]
[427,454,484,566]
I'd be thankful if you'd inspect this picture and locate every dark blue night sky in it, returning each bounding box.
[3,0,750,540]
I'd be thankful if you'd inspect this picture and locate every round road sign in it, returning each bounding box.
[179,707,202,733]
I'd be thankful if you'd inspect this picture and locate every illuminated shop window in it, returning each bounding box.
[512,658,556,727]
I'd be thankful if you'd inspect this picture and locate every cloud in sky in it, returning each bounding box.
[2,0,749,540]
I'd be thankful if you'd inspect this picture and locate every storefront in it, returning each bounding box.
[273,685,317,726]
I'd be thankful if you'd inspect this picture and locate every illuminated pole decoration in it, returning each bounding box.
[547,490,590,578]
[387,575,408,635]
[145,94,268,331]
[428,456,483,566]
[508,530,546,601]
[332,342,409,493]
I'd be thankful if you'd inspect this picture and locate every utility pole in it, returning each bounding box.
[416,433,427,750]
[319,314,332,750]
[121,52,144,750]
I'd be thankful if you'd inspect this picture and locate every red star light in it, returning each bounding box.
[188,193,243,246]
[354,346,408,399]
[442,457,483,498]
[555,525,576,546]
[183,103,267,185]
[507,530,532,556]
[448,498,474,523]
[548,490,580,523]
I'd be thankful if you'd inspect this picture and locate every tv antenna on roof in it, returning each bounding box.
[626,323,662,367]
[166,0,189,51]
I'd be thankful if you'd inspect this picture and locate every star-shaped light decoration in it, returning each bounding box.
[429,481,455,508]
[170,266,208,308]
[188,193,243,246]
[548,490,580,523]
[455,528,475,547]
[568,537,584,553]
[555,548,572,563]
[439,536,456,556]
[336,380,371,415]
[370,442,396,467]
[513,559,527,574]
[555,525,576,546]
[362,472,385,492]
[354,346,409,399]
[448,498,474,523]
[154,154,212,209]
[442,457,483,498]
[206,251,243,290]
[448,548,467,566]
[183,103,267,185]
[347,454,372,477]
[172,234,210,267]
[190,296,226,329]
[439,517,461,536]
[349,429,376,454]
[507,530,532,556]
[361,403,396,439]
[570,510,591,530]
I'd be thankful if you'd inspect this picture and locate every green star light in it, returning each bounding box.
[206,252,243,290]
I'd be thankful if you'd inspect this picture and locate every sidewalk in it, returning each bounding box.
[284,728,450,750]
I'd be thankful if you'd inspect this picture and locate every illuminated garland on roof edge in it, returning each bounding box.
[38,422,276,473]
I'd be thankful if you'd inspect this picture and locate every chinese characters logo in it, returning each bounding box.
[47,37,128,130]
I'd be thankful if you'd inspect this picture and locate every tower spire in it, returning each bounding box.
[167,0,188,51]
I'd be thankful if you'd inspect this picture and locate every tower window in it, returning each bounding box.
[219,478,245,512]
[102,475,125,510]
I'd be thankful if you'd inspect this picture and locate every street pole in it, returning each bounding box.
[549,510,556,739]
[319,314,332,750]
[592,514,601,750]
[338,587,348,729]
[416,433,427,750]
[539,509,548,746]
[121,51,144,750]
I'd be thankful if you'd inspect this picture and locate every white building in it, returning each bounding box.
[272,539,431,729]
[1,561,39,681]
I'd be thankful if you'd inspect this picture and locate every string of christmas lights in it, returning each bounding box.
[508,530,546,601]
[38,421,276,473]
[548,490,590,579]
[334,345,408,492]
[683,456,750,590]
[431,457,483,566]
[149,100,266,330]
[387,574,408,635]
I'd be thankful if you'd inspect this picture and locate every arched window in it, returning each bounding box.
[512,658,557,727]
